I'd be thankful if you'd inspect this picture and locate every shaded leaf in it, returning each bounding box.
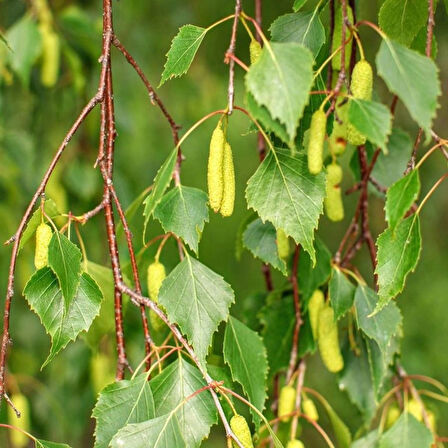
[154,186,209,254]
[351,431,380,448]
[224,317,268,426]
[159,255,234,366]
[23,268,102,367]
[293,0,308,11]
[348,99,392,152]
[36,440,72,448]
[376,39,440,132]
[246,42,314,141]
[150,358,217,446]
[375,215,422,310]
[48,233,82,307]
[298,237,331,303]
[354,286,402,357]
[92,374,155,448]
[270,11,325,58]
[243,218,287,274]
[160,25,207,86]
[246,149,326,263]
[329,267,356,320]
[143,147,177,237]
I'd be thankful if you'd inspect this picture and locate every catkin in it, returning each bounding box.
[318,305,344,373]
[276,228,290,261]
[331,5,354,72]
[325,163,344,222]
[330,97,348,156]
[147,261,166,302]
[34,223,53,269]
[385,404,400,429]
[207,122,226,212]
[307,109,327,175]
[249,40,262,65]
[347,60,373,146]
[220,142,235,217]
[302,398,319,421]
[308,289,325,339]
[8,393,30,448]
[286,440,305,448]
[40,26,60,87]
[278,385,296,421]
[230,414,254,448]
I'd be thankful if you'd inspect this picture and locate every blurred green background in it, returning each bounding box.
[0,0,447,446]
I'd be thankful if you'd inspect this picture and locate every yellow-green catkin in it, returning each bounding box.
[302,398,319,421]
[230,414,254,448]
[347,60,373,146]
[249,39,262,65]
[278,385,296,421]
[8,393,30,448]
[307,109,327,175]
[90,352,115,394]
[318,305,344,373]
[331,5,354,72]
[286,440,305,448]
[147,261,166,302]
[40,26,60,87]
[276,228,290,261]
[330,97,348,156]
[308,289,325,339]
[325,163,344,222]
[149,310,165,333]
[34,223,53,269]
[220,142,235,217]
[385,403,401,429]
[208,122,226,212]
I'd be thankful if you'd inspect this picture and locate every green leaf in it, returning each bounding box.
[371,128,413,192]
[36,440,72,448]
[354,286,402,356]
[351,431,380,448]
[329,267,356,320]
[246,149,326,263]
[6,14,42,86]
[260,296,295,377]
[293,0,308,11]
[339,345,376,422]
[375,215,422,310]
[246,92,290,146]
[111,413,184,448]
[270,11,325,58]
[48,233,82,307]
[378,413,433,448]
[376,39,440,132]
[160,25,207,86]
[243,218,287,274]
[246,42,314,141]
[159,255,234,366]
[224,317,268,426]
[23,268,102,367]
[385,170,420,232]
[379,0,427,46]
[143,147,177,237]
[298,237,332,303]
[19,199,60,250]
[154,186,209,254]
[150,358,217,446]
[92,374,155,448]
[348,99,392,152]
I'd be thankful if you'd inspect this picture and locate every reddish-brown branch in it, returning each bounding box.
[286,246,302,382]
[225,52,249,72]
[254,0,263,44]
[225,0,242,113]
[261,263,273,292]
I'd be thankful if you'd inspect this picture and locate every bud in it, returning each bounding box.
[249,40,262,65]
[325,163,344,222]
[286,440,305,448]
